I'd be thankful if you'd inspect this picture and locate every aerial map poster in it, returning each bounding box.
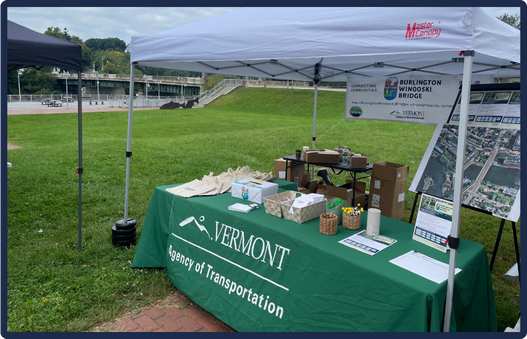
[410,124,520,222]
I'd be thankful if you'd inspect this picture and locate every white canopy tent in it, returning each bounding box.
[126,7,520,331]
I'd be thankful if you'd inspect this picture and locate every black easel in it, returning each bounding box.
[409,191,520,282]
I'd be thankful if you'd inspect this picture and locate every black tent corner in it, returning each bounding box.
[7,20,82,70]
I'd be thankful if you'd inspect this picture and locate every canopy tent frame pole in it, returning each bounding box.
[77,71,83,251]
[124,63,136,222]
[312,83,318,150]
[311,61,322,179]
[443,50,474,332]
[311,83,318,180]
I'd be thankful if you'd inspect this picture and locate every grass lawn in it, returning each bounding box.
[7,87,520,331]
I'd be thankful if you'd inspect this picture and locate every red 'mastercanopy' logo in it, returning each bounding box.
[406,21,441,40]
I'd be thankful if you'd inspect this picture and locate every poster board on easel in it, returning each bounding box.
[410,121,520,222]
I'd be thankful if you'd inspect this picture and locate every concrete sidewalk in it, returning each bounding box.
[89,290,235,332]
[7,106,158,115]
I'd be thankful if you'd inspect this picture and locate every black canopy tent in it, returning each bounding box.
[7,20,84,251]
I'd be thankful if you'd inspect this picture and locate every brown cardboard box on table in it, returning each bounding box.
[350,155,367,169]
[274,159,305,187]
[367,161,409,220]
[304,150,340,164]
[326,180,367,208]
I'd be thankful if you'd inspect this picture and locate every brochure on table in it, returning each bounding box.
[339,230,396,256]
[413,194,453,253]
[390,251,461,284]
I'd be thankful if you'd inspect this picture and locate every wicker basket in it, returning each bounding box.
[342,213,362,230]
[281,199,327,224]
[319,213,338,235]
[263,191,302,218]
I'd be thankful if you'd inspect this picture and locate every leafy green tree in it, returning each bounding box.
[44,26,93,71]
[7,70,20,94]
[85,37,127,52]
[16,68,60,94]
[497,13,520,29]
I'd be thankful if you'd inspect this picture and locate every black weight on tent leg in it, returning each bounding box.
[115,218,137,231]
[113,237,136,247]
[112,232,137,242]
[112,225,136,237]
[112,218,137,248]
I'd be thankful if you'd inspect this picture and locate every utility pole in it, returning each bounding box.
[101,56,104,71]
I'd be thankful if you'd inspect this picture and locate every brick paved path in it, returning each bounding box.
[90,290,235,332]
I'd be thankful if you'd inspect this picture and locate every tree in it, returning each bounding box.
[14,68,60,94]
[497,13,520,30]
[44,26,93,71]
[85,37,127,53]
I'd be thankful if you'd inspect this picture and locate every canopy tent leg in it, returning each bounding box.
[112,63,138,248]
[311,83,318,179]
[124,64,135,222]
[311,61,322,180]
[77,71,83,251]
[443,51,474,332]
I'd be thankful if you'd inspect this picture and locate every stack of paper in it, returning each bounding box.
[289,193,325,214]
[228,203,259,213]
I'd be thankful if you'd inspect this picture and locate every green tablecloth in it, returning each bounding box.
[132,179,497,332]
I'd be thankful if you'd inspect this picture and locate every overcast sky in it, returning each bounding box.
[7,7,521,45]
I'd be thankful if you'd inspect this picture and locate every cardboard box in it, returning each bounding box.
[371,161,409,182]
[231,178,279,204]
[368,161,409,220]
[274,159,305,186]
[316,184,327,196]
[350,156,367,169]
[326,180,367,207]
[368,191,405,220]
[304,150,340,164]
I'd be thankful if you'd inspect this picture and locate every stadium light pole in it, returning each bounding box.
[143,74,148,98]
[17,70,23,102]
[97,72,100,101]
[63,71,70,107]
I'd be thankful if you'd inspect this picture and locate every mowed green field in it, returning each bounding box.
[7,87,520,331]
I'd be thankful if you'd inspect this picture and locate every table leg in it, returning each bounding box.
[351,171,356,206]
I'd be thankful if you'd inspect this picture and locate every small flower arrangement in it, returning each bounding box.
[342,204,363,216]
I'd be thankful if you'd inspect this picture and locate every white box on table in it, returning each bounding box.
[231,178,279,204]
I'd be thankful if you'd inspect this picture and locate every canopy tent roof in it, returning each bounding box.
[125,7,521,332]
[7,20,82,70]
[127,7,520,81]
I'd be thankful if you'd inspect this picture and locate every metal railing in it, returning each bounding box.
[7,94,185,109]
[197,79,245,102]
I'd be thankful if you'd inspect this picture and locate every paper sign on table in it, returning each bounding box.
[390,250,461,284]
[339,230,396,255]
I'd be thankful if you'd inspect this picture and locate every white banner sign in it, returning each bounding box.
[344,75,491,125]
